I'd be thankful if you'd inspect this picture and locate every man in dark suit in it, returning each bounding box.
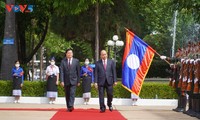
[95,50,117,113]
[60,49,80,112]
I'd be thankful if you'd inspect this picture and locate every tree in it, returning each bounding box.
[16,0,52,64]
[50,0,154,60]
[172,0,200,22]
[44,31,73,63]
[138,0,174,56]
[174,10,200,48]
[52,0,113,62]
[0,1,6,66]
[1,0,18,80]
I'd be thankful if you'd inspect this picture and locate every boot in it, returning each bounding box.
[178,96,186,112]
[186,98,196,116]
[183,95,191,114]
[193,99,200,118]
[173,96,181,112]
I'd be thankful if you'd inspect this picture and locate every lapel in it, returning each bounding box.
[100,59,104,70]
[71,58,74,68]
[106,59,111,71]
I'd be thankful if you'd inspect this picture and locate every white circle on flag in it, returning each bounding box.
[127,54,140,69]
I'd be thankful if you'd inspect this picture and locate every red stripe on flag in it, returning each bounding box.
[131,46,155,95]
[122,32,134,68]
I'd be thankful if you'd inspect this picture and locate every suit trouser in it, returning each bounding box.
[175,88,181,108]
[64,85,76,108]
[98,81,113,109]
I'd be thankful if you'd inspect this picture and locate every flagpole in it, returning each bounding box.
[124,27,170,65]
[154,51,170,65]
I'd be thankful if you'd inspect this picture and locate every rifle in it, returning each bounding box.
[169,78,172,86]
[186,60,194,91]
[178,61,184,88]
[193,60,200,94]
[181,60,189,92]
[168,64,174,87]
[170,64,177,88]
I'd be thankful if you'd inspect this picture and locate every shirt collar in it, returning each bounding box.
[102,59,107,63]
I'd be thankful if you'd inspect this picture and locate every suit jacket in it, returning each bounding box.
[95,59,117,86]
[60,57,80,85]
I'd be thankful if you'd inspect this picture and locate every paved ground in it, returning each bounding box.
[0,103,199,120]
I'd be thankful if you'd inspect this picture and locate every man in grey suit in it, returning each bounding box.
[60,49,80,112]
[95,50,117,113]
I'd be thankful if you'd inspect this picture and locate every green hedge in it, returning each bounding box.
[0,80,177,99]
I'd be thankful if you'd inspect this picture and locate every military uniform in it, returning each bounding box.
[167,57,186,112]
[161,42,200,119]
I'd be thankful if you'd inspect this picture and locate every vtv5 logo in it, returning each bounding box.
[6,4,33,13]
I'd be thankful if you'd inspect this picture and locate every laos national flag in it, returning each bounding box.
[122,30,155,96]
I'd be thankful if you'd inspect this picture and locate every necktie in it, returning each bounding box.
[68,58,71,68]
[103,60,106,70]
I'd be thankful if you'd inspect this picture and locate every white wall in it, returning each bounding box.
[0,96,177,106]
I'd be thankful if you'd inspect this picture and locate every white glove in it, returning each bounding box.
[160,56,167,60]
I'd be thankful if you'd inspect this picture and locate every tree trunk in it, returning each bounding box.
[25,18,49,64]
[95,1,99,62]
[1,0,18,80]
[16,22,26,64]
[40,46,44,81]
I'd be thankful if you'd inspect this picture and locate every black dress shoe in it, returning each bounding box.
[109,106,113,112]
[68,106,74,112]
[100,108,106,113]
[176,108,184,112]
[172,108,178,112]
[195,113,200,119]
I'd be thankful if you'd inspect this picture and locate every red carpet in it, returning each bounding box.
[50,108,127,120]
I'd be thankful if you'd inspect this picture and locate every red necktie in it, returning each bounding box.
[103,60,106,70]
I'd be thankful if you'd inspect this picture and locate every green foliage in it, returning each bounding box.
[44,32,73,55]
[0,81,12,96]
[1,0,199,78]
[146,59,170,78]
[71,40,94,62]
[53,0,113,15]
[140,82,177,99]
[0,80,177,99]
[44,31,74,63]
[143,34,172,56]
[91,86,98,97]
[172,0,200,22]
[113,84,130,98]
[23,81,47,96]
[140,0,173,33]
[57,85,65,97]
[175,11,199,48]
[0,1,5,11]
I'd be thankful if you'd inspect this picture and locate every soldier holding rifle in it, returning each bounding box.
[160,49,186,112]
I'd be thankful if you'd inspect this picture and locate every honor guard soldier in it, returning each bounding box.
[191,58,200,118]
[160,49,186,112]
[183,59,195,116]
